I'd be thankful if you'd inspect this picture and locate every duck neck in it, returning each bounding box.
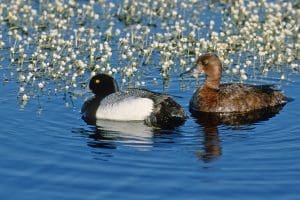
[203,76,220,90]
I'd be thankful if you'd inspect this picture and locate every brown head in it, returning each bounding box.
[195,53,222,90]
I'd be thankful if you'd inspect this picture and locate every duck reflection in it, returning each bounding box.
[196,125,221,162]
[193,104,285,162]
[88,120,155,150]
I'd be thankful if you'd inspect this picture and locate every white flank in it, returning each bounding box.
[96,97,154,121]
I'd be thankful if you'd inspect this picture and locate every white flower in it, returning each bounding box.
[38,82,44,89]
[19,75,26,81]
[115,29,121,36]
[91,71,96,77]
[241,73,248,80]
[19,86,25,93]
[22,94,29,101]
[232,68,239,74]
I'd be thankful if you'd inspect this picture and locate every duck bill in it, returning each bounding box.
[180,64,204,78]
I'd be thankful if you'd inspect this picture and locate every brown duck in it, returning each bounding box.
[183,53,288,114]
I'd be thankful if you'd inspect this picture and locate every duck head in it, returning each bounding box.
[182,53,222,90]
[89,73,119,97]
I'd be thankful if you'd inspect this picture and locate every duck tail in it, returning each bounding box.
[280,96,293,105]
[274,91,293,105]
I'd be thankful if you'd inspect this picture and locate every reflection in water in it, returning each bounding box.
[77,104,286,162]
[76,118,180,160]
[193,104,286,162]
[77,119,156,153]
[196,126,221,162]
[94,120,154,149]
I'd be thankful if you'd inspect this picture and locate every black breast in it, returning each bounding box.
[81,96,101,124]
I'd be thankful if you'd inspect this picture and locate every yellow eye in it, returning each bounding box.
[95,79,100,84]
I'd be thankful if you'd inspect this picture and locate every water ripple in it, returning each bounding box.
[1,74,300,199]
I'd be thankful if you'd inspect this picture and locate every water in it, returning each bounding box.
[1,73,300,200]
[0,0,299,199]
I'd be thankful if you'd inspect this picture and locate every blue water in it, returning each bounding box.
[0,0,300,199]
[1,73,300,200]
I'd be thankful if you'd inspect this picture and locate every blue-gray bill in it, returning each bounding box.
[180,66,202,78]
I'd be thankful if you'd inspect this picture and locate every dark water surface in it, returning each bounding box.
[1,73,300,200]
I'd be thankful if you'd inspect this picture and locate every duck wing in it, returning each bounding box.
[218,83,286,112]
